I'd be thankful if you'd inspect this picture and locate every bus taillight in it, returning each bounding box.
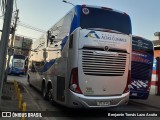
[69,68,82,94]
[123,70,131,93]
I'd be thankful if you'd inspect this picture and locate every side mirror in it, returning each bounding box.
[47,31,56,45]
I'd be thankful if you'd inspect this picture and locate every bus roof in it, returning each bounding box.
[75,5,129,16]
[132,35,152,42]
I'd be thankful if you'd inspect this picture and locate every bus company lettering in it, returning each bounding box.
[101,34,126,42]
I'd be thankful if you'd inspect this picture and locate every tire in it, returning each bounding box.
[48,88,57,105]
[8,68,11,75]
[27,76,31,87]
[42,84,48,100]
[48,88,53,102]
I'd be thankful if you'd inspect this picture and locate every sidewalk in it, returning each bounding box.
[0,82,18,111]
[0,81,45,120]
[130,94,160,110]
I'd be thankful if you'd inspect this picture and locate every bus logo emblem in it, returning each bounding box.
[104,46,109,51]
[85,31,100,39]
[82,8,90,15]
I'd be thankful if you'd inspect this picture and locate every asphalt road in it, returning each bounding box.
[7,75,160,120]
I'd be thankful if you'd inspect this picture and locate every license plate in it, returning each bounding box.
[95,51,118,56]
[97,101,110,106]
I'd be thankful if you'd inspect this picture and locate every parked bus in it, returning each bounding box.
[8,54,26,75]
[130,36,154,99]
[28,5,132,108]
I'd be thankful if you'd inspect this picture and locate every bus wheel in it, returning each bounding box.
[48,88,56,105]
[27,76,31,87]
[8,68,11,75]
[48,88,53,102]
[42,85,48,100]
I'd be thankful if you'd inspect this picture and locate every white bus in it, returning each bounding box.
[28,5,132,108]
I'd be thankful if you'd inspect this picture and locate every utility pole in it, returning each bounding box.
[0,0,14,103]
[5,9,19,82]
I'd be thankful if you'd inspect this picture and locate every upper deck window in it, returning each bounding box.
[132,37,153,55]
[80,7,132,35]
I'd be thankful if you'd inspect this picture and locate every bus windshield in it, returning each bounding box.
[13,59,25,69]
[80,7,132,35]
[132,37,154,55]
[13,55,25,69]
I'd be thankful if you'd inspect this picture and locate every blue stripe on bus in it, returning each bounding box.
[61,36,68,51]
[60,6,82,52]
[35,60,56,74]
[42,60,56,73]
[69,5,81,34]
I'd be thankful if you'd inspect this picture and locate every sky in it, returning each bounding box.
[1,0,160,41]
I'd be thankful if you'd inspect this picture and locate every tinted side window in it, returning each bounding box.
[132,37,153,55]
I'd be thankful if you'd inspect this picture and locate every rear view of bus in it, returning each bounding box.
[130,36,154,99]
[67,5,132,108]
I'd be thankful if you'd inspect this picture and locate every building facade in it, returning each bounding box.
[153,32,160,58]
[14,35,32,56]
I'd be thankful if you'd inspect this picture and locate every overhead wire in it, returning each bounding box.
[17,22,46,33]
[0,0,46,40]
[0,17,46,34]
[15,34,38,40]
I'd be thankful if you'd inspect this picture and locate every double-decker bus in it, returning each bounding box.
[8,54,26,75]
[28,5,132,108]
[130,36,154,99]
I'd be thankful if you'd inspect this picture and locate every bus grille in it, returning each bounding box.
[131,62,150,80]
[82,51,127,76]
